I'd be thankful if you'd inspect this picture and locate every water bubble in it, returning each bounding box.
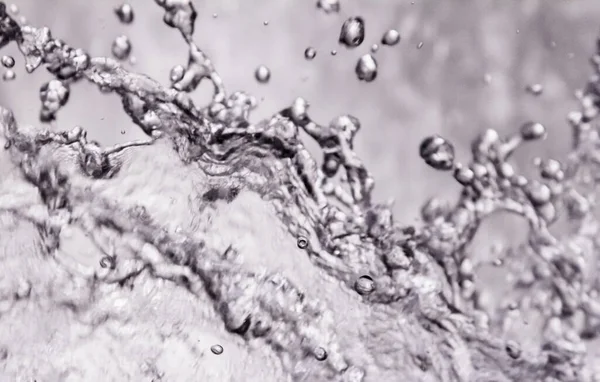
[339,17,365,48]
[263,20,269,26]
[419,135,455,171]
[417,41,424,49]
[381,29,400,46]
[212,13,218,18]
[120,130,126,135]
[169,65,185,83]
[111,35,132,61]
[539,159,563,181]
[525,83,543,96]
[355,54,377,82]
[297,236,309,249]
[519,121,547,141]
[371,44,379,53]
[314,346,328,361]
[254,65,271,83]
[317,0,340,14]
[210,344,223,355]
[304,47,316,60]
[330,50,337,56]
[1,55,14,68]
[505,340,521,359]
[354,275,375,295]
[2,70,15,81]
[114,3,135,24]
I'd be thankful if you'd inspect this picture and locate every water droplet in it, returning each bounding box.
[417,41,424,49]
[263,20,269,26]
[111,35,132,61]
[2,70,15,81]
[114,3,135,24]
[539,159,563,181]
[1,55,14,69]
[354,275,375,295]
[254,65,271,83]
[525,83,543,96]
[210,344,224,355]
[371,44,379,53]
[212,13,218,18]
[483,73,492,85]
[381,29,400,46]
[355,54,377,82]
[169,65,185,83]
[330,50,337,56]
[8,4,18,14]
[519,121,546,141]
[419,135,455,171]
[317,0,340,14]
[339,17,365,48]
[120,130,126,135]
[524,181,552,206]
[454,166,474,185]
[505,340,521,359]
[297,236,309,249]
[290,97,309,123]
[314,346,328,361]
[304,47,316,60]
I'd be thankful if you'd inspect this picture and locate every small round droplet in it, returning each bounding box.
[1,55,15,69]
[355,54,377,82]
[454,166,474,185]
[111,35,132,60]
[339,17,365,48]
[212,13,218,18]
[381,29,401,46]
[505,340,521,359]
[254,65,271,83]
[520,121,546,141]
[525,83,543,96]
[263,20,269,26]
[304,47,317,60]
[2,70,15,81]
[371,44,379,53]
[8,4,18,14]
[210,344,224,355]
[524,181,552,206]
[297,236,309,249]
[419,135,455,171]
[317,0,340,14]
[169,65,185,83]
[330,50,337,56]
[314,347,328,361]
[483,73,492,85]
[120,130,126,135]
[417,41,424,49]
[114,3,135,24]
[354,275,375,295]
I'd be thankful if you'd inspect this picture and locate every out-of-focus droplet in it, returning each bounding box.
[539,158,563,181]
[170,65,185,83]
[417,41,424,49]
[371,44,379,53]
[120,130,126,135]
[1,55,14,69]
[454,166,474,185]
[524,180,552,206]
[520,121,546,141]
[290,97,309,123]
[212,13,218,18]
[297,235,309,249]
[2,70,15,81]
[330,50,337,56]
[355,54,377,82]
[484,73,492,85]
[525,83,543,96]
[210,344,224,355]
[381,29,400,46]
[8,4,18,14]
[505,340,521,359]
[254,65,271,83]
[419,135,455,171]
[112,35,132,60]
[355,275,375,295]
[314,347,328,361]
[317,0,340,14]
[304,47,316,60]
[339,17,365,48]
[114,3,135,24]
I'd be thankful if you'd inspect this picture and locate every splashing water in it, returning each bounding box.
[2,1,600,382]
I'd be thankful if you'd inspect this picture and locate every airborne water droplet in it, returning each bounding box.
[317,0,340,14]
[330,50,337,56]
[355,54,377,82]
[210,344,224,355]
[254,65,271,83]
[297,236,309,249]
[417,41,424,49]
[381,29,401,46]
[304,47,316,60]
[111,35,132,60]
[169,65,185,83]
[2,70,15,81]
[8,4,18,14]
[114,3,135,24]
[355,275,375,295]
[339,17,365,48]
[419,135,455,171]
[519,121,546,141]
[371,44,379,53]
[314,346,328,361]
[525,83,543,96]
[1,55,15,69]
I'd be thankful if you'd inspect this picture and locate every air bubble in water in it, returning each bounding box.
[169,65,185,83]
[304,47,316,60]
[2,70,15,81]
[525,83,543,96]
[339,17,365,48]
[255,65,271,83]
[381,29,400,46]
[519,121,546,141]
[355,54,377,82]
[1,55,14,68]
[114,3,134,24]
[297,236,309,249]
[314,347,328,361]
[111,35,132,61]
[210,344,223,355]
[355,275,375,295]
[317,0,340,13]
[419,135,455,171]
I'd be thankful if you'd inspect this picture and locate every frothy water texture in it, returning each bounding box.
[2,1,600,381]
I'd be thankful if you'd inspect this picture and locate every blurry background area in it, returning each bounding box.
[1,0,600,253]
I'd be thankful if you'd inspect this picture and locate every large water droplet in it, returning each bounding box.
[519,121,546,141]
[381,29,400,46]
[254,65,271,83]
[355,54,377,82]
[1,55,14,68]
[419,135,455,171]
[339,17,365,48]
[317,0,340,14]
[111,35,132,60]
[2,70,15,81]
[114,3,134,24]
[210,344,224,355]
[304,47,316,60]
[354,275,375,295]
